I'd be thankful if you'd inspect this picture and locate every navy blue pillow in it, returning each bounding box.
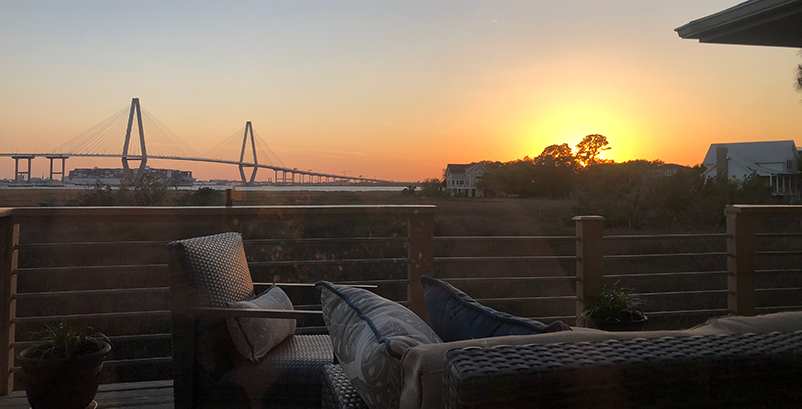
[420,275,571,342]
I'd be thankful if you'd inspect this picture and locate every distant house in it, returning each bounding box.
[701,140,800,196]
[651,163,689,178]
[445,163,485,197]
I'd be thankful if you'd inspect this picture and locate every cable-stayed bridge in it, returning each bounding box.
[1,98,390,185]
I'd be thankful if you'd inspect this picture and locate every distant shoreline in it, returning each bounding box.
[0,184,408,192]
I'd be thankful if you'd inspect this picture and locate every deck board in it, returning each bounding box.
[0,381,174,409]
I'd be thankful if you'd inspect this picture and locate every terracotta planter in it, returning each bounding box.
[587,314,648,332]
[16,341,111,409]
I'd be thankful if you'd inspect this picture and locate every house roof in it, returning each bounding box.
[655,163,690,170]
[702,141,799,176]
[676,0,802,48]
[446,163,486,175]
[702,140,798,165]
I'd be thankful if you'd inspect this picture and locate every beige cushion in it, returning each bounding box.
[688,311,802,334]
[399,311,802,409]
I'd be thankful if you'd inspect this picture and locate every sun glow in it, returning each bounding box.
[522,103,645,164]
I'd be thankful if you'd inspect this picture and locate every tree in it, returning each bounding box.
[575,134,611,167]
[419,178,445,197]
[532,144,579,197]
[796,62,802,93]
[535,143,577,169]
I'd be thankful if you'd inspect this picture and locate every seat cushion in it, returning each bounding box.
[220,334,334,408]
[227,285,297,363]
[420,275,570,342]
[317,281,441,409]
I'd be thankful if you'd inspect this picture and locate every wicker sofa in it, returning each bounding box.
[321,311,802,409]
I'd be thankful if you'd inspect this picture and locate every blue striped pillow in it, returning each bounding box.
[421,275,570,342]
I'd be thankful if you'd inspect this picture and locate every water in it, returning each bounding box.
[0,183,408,192]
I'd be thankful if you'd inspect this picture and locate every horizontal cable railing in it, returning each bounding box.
[604,233,727,240]
[435,255,576,262]
[605,270,729,279]
[0,206,435,392]
[15,236,410,250]
[434,234,578,324]
[435,236,576,241]
[604,252,726,259]
[442,276,576,283]
[599,231,731,322]
[1,204,801,394]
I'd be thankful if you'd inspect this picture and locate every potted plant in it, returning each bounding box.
[16,322,111,409]
[579,286,648,331]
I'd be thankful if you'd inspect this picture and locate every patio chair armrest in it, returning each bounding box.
[186,307,322,320]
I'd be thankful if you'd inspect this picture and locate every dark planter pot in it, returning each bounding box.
[16,342,111,409]
[587,315,648,332]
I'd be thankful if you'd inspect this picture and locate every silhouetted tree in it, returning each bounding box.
[532,144,579,197]
[477,158,538,197]
[535,143,577,168]
[796,62,802,92]
[419,178,445,197]
[575,134,611,167]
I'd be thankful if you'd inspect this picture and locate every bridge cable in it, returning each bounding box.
[201,127,248,163]
[51,105,130,155]
[70,109,128,155]
[140,108,201,159]
[252,129,285,168]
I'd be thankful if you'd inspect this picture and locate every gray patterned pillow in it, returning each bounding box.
[316,282,441,409]
[226,286,297,363]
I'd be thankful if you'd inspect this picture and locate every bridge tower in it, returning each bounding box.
[122,98,147,182]
[46,155,69,181]
[238,121,259,185]
[11,155,34,182]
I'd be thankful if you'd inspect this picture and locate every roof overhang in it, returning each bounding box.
[676,0,802,48]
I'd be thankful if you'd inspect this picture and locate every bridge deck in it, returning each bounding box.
[0,381,173,409]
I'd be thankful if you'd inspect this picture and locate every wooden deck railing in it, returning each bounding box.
[0,204,801,394]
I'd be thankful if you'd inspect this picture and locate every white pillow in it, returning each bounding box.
[226,286,296,363]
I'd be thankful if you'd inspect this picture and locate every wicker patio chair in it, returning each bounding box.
[168,232,333,409]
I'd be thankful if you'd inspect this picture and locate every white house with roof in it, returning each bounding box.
[445,163,485,197]
[701,140,800,196]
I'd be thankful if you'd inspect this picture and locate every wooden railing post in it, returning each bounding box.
[0,216,19,395]
[408,212,434,323]
[574,216,605,320]
[726,207,756,316]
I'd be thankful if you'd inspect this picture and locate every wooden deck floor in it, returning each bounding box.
[0,381,173,409]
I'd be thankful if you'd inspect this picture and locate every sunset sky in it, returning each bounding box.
[1,1,800,182]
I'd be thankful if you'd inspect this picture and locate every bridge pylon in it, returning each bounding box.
[11,155,34,182]
[238,121,258,185]
[122,98,147,182]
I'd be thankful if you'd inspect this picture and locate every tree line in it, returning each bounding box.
[423,134,784,229]
[71,174,223,206]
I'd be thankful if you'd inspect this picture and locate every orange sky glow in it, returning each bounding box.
[0,1,799,183]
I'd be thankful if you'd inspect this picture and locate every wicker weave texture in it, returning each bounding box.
[444,331,802,409]
[322,364,370,409]
[219,334,334,408]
